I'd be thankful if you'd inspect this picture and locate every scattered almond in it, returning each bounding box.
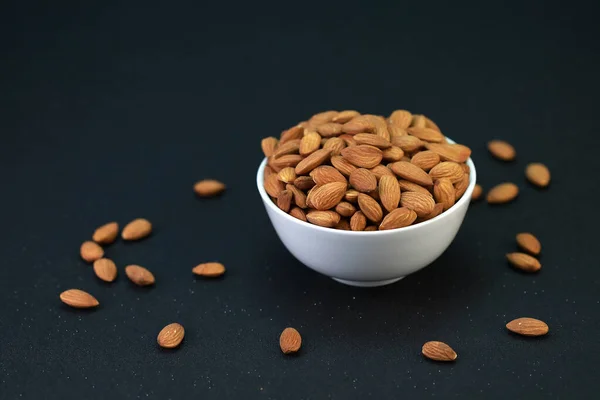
[488,140,516,161]
[525,163,551,187]
[93,258,118,282]
[80,241,104,263]
[471,184,483,201]
[92,222,119,245]
[516,233,541,255]
[279,327,302,354]
[422,341,457,362]
[506,252,541,272]
[487,183,519,204]
[506,317,549,337]
[192,262,226,277]
[60,289,99,309]
[157,323,185,349]
[125,265,155,286]
[122,218,153,241]
[194,179,226,197]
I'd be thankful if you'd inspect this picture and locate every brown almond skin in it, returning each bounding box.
[411,151,440,171]
[310,166,347,185]
[357,193,383,223]
[335,202,357,217]
[379,207,417,230]
[194,179,226,197]
[157,323,185,349]
[308,111,338,127]
[391,135,424,153]
[422,341,457,362]
[471,184,483,201]
[488,140,516,161]
[270,154,303,169]
[261,137,279,157]
[370,165,395,180]
[300,132,322,155]
[277,167,297,184]
[280,327,302,354]
[280,125,304,144]
[122,218,153,241]
[353,133,392,149]
[388,109,413,129]
[506,317,549,337]
[289,207,307,222]
[306,210,341,227]
[335,219,351,230]
[293,176,316,191]
[60,289,99,309]
[379,175,401,212]
[425,143,471,163]
[316,122,344,137]
[344,189,360,203]
[92,222,119,245]
[350,211,367,231]
[342,115,375,134]
[295,149,332,175]
[400,191,436,217]
[454,174,470,201]
[516,233,542,255]
[525,163,551,187]
[193,262,226,277]
[125,265,155,286]
[332,110,360,123]
[93,258,118,282]
[419,203,444,222]
[411,114,427,128]
[506,252,541,272]
[277,190,293,212]
[433,178,456,211]
[407,127,445,143]
[391,161,433,186]
[322,137,347,156]
[349,168,377,193]
[398,180,433,196]
[487,183,519,204]
[429,162,464,184]
[382,146,404,162]
[273,139,301,158]
[309,182,347,211]
[286,184,307,209]
[80,241,104,263]
[264,174,285,198]
[341,145,383,169]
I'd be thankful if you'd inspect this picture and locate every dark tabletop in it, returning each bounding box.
[1,1,599,399]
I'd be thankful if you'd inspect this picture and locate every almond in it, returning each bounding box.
[310,166,347,185]
[381,146,404,162]
[388,109,413,129]
[290,207,307,221]
[277,167,297,183]
[516,233,541,255]
[424,116,442,132]
[364,226,378,231]
[387,124,408,138]
[398,180,433,196]
[317,122,344,137]
[60,289,99,309]
[306,210,341,227]
[277,190,293,212]
[194,179,226,197]
[93,258,117,282]
[433,178,456,211]
[125,265,155,286]
[261,137,279,157]
[264,165,275,179]
[370,165,395,180]
[425,143,471,163]
[407,127,445,143]
[299,131,322,155]
[295,149,332,175]
[525,163,551,187]
[279,125,304,144]
[332,110,360,123]
[400,191,435,217]
[488,140,516,161]
[335,201,357,217]
[454,173,470,200]
[506,317,549,337]
[322,137,346,156]
[368,115,391,141]
[391,161,433,186]
[293,176,316,191]
[391,135,424,152]
[339,134,357,147]
[379,175,401,212]
[460,163,470,174]
[419,203,444,221]
[80,241,104,263]
[487,183,519,204]
[309,182,347,210]
[192,262,226,277]
[342,115,375,134]
[286,184,307,208]
[308,111,338,127]
[506,252,541,272]
[264,174,285,197]
[157,323,185,349]
[279,327,302,354]
[331,155,357,176]
[345,189,360,203]
[92,222,119,245]
[270,154,303,169]
[411,151,440,171]
[335,219,351,230]
[349,168,377,193]
[350,211,367,231]
[273,139,301,158]
[471,184,483,201]
[357,193,383,223]
[341,145,383,168]
[411,114,427,128]
[353,133,391,149]
[422,341,457,362]
[429,162,464,184]
[379,207,417,230]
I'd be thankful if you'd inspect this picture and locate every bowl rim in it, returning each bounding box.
[256,137,477,236]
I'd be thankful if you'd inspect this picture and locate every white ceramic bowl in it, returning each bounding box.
[257,142,476,287]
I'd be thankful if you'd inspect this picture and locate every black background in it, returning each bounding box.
[1,1,599,399]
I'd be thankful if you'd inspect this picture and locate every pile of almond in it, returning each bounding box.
[261,110,472,231]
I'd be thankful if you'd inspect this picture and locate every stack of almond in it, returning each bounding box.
[261,110,472,231]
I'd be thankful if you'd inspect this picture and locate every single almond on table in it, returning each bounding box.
[93,258,118,282]
[280,327,302,354]
[310,166,347,185]
[295,148,332,175]
[300,131,322,155]
[425,143,471,163]
[80,241,104,263]
[261,137,279,157]
[422,341,457,362]
[279,125,304,144]
[293,176,315,191]
[506,317,549,337]
[290,207,307,222]
[125,265,155,286]
[122,218,153,241]
[157,323,185,349]
[353,133,392,149]
[335,201,357,217]
[322,137,346,156]
[341,145,383,168]
[487,183,519,204]
[379,207,417,230]
[277,190,293,212]
[411,150,440,171]
[525,163,550,187]
[454,174,470,200]
[391,135,424,153]
[286,184,307,208]
[349,168,377,193]
[331,155,358,176]
[60,289,99,309]
[306,210,341,227]
[193,262,226,277]
[194,179,226,197]
[429,162,464,184]
[471,184,483,201]
[516,233,541,255]
[277,167,297,183]
[407,127,444,143]
[308,182,347,211]
[388,109,413,129]
[379,175,401,212]
[350,211,367,231]
[332,110,360,123]
[391,161,433,186]
[506,252,541,272]
[92,222,119,245]
[400,191,436,217]
[488,140,516,161]
[264,174,285,198]
[357,193,383,223]
[433,178,456,211]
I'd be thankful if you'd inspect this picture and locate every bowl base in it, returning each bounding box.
[332,277,404,287]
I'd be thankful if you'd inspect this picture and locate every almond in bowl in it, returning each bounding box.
[257,110,476,287]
